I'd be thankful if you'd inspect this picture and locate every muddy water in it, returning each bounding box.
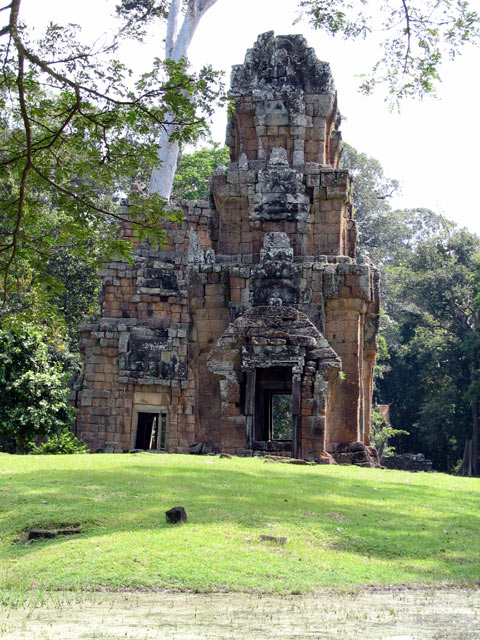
[1,588,479,639]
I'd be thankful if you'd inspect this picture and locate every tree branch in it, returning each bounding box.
[376,186,398,200]
[400,0,412,73]
[0,97,81,168]
[8,2,171,119]
[198,0,217,15]
[165,0,181,58]
[2,46,30,306]
[31,164,163,233]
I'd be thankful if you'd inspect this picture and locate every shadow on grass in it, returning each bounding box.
[1,456,478,577]
[0,455,480,588]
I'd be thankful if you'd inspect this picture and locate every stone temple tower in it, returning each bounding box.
[76,32,380,464]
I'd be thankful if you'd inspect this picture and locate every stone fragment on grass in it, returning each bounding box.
[188,442,213,455]
[259,535,287,545]
[56,528,82,536]
[28,528,82,540]
[353,450,369,463]
[328,441,380,467]
[188,443,204,454]
[28,529,56,540]
[165,506,187,524]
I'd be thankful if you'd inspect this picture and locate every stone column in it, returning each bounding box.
[325,298,367,442]
[292,368,302,459]
[363,349,377,445]
[363,312,380,445]
[245,369,256,450]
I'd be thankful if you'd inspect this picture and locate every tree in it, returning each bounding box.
[380,230,480,474]
[151,0,218,199]
[1,0,478,321]
[341,145,450,267]
[0,0,224,315]
[116,1,221,199]
[370,406,408,458]
[403,232,480,475]
[298,0,479,103]
[341,143,449,323]
[171,142,229,201]
[0,325,75,452]
[0,203,109,341]
[342,143,480,473]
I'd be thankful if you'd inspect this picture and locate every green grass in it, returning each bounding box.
[0,453,479,595]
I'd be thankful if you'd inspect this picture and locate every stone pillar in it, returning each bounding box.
[363,311,380,446]
[325,298,367,442]
[245,369,256,450]
[362,349,377,445]
[292,368,302,459]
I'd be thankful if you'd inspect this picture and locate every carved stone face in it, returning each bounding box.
[253,280,299,307]
[253,167,309,222]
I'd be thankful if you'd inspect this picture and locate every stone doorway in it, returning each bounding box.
[208,303,341,459]
[254,367,293,453]
[134,412,167,450]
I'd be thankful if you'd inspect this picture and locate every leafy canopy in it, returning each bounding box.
[172,143,229,201]
[298,0,480,103]
[0,0,226,322]
[0,325,76,452]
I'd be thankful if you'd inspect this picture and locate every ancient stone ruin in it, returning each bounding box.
[381,453,433,472]
[76,32,380,464]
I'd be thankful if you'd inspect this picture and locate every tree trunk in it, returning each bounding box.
[149,0,218,200]
[149,127,180,198]
[16,429,26,454]
[457,439,473,476]
[458,359,479,476]
[471,389,479,477]
[469,354,479,476]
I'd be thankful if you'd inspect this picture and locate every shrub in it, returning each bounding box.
[0,326,75,452]
[371,407,408,458]
[28,429,88,455]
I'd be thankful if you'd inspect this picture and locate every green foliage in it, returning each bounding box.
[172,143,229,201]
[341,143,400,220]
[341,144,448,268]
[373,310,390,385]
[0,326,75,453]
[116,0,170,25]
[0,455,479,594]
[28,429,88,455]
[0,207,105,344]
[298,0,480,103]
[0,1,226,319]
[271,394,293,440]
[344,143,480,473]
[370,407,407,458]
[379,229,480,472]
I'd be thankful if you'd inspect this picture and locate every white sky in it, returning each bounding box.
[20,0,480,235]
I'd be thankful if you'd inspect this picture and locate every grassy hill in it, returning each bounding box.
[0,453,478,596]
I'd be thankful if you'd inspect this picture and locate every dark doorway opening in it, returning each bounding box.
[271,393,293,440]
[135,412,167,450]
[254,367,292,451]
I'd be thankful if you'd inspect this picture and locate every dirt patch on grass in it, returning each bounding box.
[1,587,479,639]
